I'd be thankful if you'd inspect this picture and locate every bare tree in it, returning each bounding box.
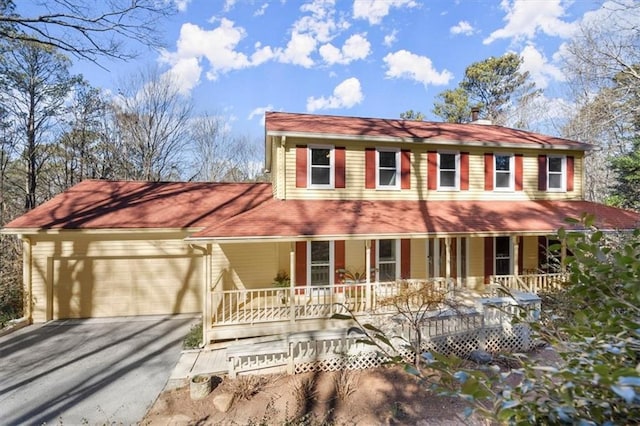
[0,0,174,63]
[189,114,265,182]
[0,40,79,210]
[561,0,640,202]
[112,67,193,181]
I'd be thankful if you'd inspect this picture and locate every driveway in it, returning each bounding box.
[0,315,197,425]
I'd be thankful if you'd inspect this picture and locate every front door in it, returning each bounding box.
[309,241,331,288]
[495,236,512,275]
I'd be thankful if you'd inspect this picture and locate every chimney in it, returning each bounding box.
[471,107,480,122]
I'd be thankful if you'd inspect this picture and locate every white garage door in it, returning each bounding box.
[52,256,202,319]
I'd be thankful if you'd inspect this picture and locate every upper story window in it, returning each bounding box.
[308,145,334,188]
[438,152,459,190]
[494,154,514,190]
[377,148,400,189]
[547,155,566,191]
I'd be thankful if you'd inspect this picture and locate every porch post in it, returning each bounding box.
[445,237,451,279]
[202,244,211,347]
[513,236,520,276]
[365,240,372,310]
[289,242,296,323]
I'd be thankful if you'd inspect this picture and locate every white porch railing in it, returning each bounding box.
[211,283,369,325]
[211,279,465,327]
[490,273,569,294]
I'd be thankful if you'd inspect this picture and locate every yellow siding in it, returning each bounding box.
[216,242,282,290]
[522,236,539,272]
[278,137,584,202]
[27,232,203,322]
[411,239,426,279]
[345,240,366,274]
[467,237,485,289]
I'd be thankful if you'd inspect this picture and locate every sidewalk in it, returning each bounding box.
[167,347,227,389]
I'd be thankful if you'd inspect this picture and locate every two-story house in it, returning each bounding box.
[3,111,640,345]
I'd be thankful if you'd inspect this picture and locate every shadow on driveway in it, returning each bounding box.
[0,315,197,425]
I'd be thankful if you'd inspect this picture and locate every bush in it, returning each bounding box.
[183,323,202,349]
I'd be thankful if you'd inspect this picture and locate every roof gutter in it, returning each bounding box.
[265,130,592,152]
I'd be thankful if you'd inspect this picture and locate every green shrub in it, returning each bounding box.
[183,322,202,349]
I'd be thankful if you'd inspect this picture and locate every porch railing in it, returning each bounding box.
[490,273,569,294]
[211,283,370,325]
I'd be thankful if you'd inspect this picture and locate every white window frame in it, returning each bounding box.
[376,239,400,282]
[307,240,334,288]
[437,151,460,191]
[547,155,566,192]
[494,153,514,191]
[376,148,400,190]
[426,237,468,285]
[308,144,334,189]
[494,236,513,276]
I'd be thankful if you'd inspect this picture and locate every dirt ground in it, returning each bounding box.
[142,366,489,425]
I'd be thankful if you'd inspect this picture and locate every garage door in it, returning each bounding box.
[52,256,202,319]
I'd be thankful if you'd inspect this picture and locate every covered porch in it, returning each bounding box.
[199,234,568,344]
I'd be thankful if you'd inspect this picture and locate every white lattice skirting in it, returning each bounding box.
[226,295,539,377]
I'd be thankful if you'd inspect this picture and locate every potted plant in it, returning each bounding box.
[190,374,212,400]
[272,270,290,304]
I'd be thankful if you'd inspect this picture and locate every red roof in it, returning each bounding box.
[265,111,591,150]
[3,180,273,230]
[191,198,640,239]
[4,181,639,238]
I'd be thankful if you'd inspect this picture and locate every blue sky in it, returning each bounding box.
[60,1,610,138]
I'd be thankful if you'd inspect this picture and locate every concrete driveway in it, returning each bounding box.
[0,315,197,425]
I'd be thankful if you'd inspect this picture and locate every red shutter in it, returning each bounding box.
[365,148,376,189]
[538,155,547,191]
[296,146,307,188]
[335,147,346,189]
[567,156,574,191]
[460,152,469,191]
[515,154,523,191]
[334,240,345,286]
[427,151,437,190]
[484,153,494,191]
[484,237,494,284]
[295,241,307,286]
[518,236,524,274]
[401,239,411,279]
[401,149,411,189]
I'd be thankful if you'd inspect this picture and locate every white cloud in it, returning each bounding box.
[275,32,317,67]
[248,105,273,122]
[353,0,418,25]
[163,57,202,94]
[223,0,237,12]
[173,0,191,12]
[383,50,453,86]
[254,3,269,16]
[383,30,398,47]
[295,0,349,43]
[519,44,565,89]
[159,19,276,93]
[307,77,364,111]
[450,20,474,36]
[484,0,577,44]
[319,33,371,65]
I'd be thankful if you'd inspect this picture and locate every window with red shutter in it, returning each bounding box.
[296,146,307,188]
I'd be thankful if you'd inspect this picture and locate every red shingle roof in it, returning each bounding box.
[190,198,640,239]
[265,111,591,150]
[4,181,639,238]
[3,180,273,230]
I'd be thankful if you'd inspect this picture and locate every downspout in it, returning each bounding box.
[190,243,210,348]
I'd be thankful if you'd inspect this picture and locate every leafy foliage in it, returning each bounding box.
[432,53,540,126]
[610,138,640,211]
[337,216,640,424]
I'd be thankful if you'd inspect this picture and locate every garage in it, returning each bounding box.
[51,255,202,319]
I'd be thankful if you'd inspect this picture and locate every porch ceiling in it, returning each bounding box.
[189,199,640,241]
